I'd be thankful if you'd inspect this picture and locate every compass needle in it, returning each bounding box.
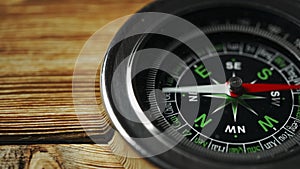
[162,84,229,94]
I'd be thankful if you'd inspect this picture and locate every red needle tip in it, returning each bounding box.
[242,83,300,93]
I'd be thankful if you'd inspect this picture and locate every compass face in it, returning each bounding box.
[162,40,296,150]
[102,0,300,169]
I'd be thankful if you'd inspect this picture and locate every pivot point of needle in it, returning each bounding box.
[228,76,244,97]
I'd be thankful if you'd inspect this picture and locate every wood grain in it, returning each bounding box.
[0,0,156,168]
[0,0,152,143]
[0,144,124,169]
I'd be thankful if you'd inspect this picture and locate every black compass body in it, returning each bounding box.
[101,0,300,168]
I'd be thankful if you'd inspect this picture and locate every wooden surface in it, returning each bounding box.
[0,144,124,169]
[0,0,155,168]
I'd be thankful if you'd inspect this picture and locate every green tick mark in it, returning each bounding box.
[234,135,238,138]
[214,44,224,51]
[231,58,236,62]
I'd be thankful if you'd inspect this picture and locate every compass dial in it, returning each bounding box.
[102,0,300,168]
[162,40,296,150]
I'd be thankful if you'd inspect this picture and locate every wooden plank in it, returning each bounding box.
[0,144,124,169]
[0,0,152,143]
[0,0,159,168]
[0,143,158,169]
[0,133,158,169]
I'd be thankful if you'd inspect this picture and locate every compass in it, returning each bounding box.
[101,0,300,168]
